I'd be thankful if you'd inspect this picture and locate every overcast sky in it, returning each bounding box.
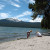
[0,0,42,22]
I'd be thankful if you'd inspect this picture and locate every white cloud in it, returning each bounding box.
[29,17,42,22]
[0,4,5,10]
[13,11,32,22]
[29,0,35,3]
[0,13,10,19]
[10,1,20,7]
[4,0,20,7]
[23,0,35,4]
[18,18,30,22]
[29,20,34,22]
[16,11,32,18]
[12,17,42,22]
[16,17,42,22]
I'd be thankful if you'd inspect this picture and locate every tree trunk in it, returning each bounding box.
[44,8,50,29]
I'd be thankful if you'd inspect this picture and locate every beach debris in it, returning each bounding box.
[42,32,50,36]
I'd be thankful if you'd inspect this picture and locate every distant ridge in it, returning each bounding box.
[0,18,41,28]
[0,18,23,22]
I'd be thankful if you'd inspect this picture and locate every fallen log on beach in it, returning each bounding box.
[42,32,50,36]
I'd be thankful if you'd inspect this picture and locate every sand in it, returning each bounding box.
[0,36,50,50]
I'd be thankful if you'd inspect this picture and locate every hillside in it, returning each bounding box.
[0,18,41,28]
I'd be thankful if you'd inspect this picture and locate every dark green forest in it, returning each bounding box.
[29,0,50,29]
[0,19,41,28]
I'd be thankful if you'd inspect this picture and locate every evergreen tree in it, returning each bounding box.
[29,0,50,29]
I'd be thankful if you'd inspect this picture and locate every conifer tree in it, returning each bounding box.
[29,0,50,29]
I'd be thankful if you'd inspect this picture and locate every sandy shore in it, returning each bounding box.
[0,36,50,50]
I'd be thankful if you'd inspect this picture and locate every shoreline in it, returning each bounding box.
[0,32,50,44]
[0,36,50,50]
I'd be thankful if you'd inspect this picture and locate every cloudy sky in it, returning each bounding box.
[0,0,42,22]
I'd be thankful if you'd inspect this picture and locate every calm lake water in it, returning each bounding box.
[0,27,50,41]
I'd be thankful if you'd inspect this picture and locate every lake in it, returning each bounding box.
[0,27,50,42]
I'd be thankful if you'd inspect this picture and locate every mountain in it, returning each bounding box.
[0,18,41,28]
[0,18,23,22]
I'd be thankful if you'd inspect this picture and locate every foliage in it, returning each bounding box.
[41,16,48,29]
[29,0,50,29]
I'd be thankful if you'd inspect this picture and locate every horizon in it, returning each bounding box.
[0,0,43,22]
[0,18,41,23]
